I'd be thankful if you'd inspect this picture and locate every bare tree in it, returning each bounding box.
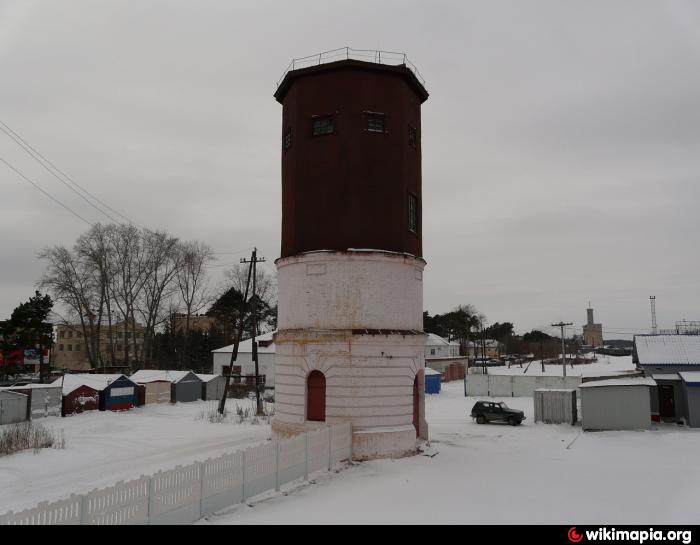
[137,230,184,368]
[75,224,117,367]
[38,245,103,368]
[108,224,148,369]
[176,241,214,335]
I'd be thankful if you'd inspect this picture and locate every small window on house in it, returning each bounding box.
[59,344,64,351]
[408,193,418,233]
[312,115,334,136]
[75,344,81,352]
[367,112,385,133]
[284,127,292,150]
[430,348,436,355]
[68,330,73,338]
[67,344,73,351]
[408,125,417,147]
[59,331,65,339]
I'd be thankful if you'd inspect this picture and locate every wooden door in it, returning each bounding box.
[307,371,326,422]
[659,385,675,417]
[413,375,419,435]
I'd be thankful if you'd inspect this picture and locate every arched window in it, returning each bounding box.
[413,374,420,436]
[307,370,326,422]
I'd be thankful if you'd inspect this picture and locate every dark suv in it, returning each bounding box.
[470,401,525,426]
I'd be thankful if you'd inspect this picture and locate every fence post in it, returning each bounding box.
[348,422,353,461]
[198,461,205,518]
[241,449,247,502]
[304,432,309,481]
[148,474,156,525]
[275,442,280,492]
[327,425,332,471]
[79,494,88,525]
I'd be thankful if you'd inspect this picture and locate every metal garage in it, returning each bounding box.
[0,390,29,425]
[580,377,656,431]
[534,388,577,425]
[130,370,203,403]
[197,374,226,401]
[53,374,138,412]
[679,372,700,428]
[60,383,100,416]
[0,385,62,420]
[129,371,172,405]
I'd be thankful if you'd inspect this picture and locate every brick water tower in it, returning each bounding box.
[271,49,429,459]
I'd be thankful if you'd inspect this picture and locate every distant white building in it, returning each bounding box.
[211,331,276,387]
[467,339,502,359]
[425,333,460,358]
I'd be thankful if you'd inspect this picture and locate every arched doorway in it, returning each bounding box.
[307,370,326,422]
[413,374,420,436]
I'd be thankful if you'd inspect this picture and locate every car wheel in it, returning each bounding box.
[476,415,486,424]
[509,416,520,426]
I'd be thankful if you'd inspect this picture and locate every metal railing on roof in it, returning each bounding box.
[276,47,426,88]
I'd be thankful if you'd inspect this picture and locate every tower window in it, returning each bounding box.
[312,115,334,136]
[367,112,385,133]
[408,125,417,147]
[284,127,292,150]
[408,193,418,233]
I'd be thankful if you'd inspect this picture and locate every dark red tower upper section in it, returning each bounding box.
[275,59,428,259]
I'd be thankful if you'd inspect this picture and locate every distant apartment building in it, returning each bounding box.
[171,313,221,334]
[53,319,145,371]
[582,307,603,347]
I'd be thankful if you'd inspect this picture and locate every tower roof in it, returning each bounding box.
[275,50,428,104]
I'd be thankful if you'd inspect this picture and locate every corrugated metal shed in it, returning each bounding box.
[52,374,138,411]
[0,390,29,425]
[534,389,577,424]
[0,385,62,420]
[197,374,226,400]
[130,370,203,403]
[679,373,700,428]
[62,384,100,416]
[580,378,655,431]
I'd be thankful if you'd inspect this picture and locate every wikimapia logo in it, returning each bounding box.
[567,527,693,544]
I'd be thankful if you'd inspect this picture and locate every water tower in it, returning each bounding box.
[271,49,429,459]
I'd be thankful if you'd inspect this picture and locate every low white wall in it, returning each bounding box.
[466,374,582,397]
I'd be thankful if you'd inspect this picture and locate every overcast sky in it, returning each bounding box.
[1,0,699,339]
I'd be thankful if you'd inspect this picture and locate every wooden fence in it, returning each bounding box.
[0,422,352,525]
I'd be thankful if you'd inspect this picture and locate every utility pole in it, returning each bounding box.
[540,338,545,373]
[241,248,266,416]
[218,251,254,415]
[551,322,573,377]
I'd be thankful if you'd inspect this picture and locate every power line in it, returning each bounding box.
[1,155,93,227]
[0,119,141,227]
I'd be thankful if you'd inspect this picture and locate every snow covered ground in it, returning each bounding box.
[0,400,271,512]
[4,357,700,524]
[487,354,637,377]
[202,377,700,525]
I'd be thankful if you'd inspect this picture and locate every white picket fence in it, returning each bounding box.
[0,422,353,525]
